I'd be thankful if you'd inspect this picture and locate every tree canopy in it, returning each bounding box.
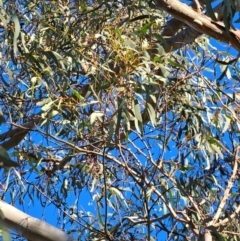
[0,0,240,240]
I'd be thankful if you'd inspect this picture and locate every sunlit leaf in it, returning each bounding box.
[90,111,104,124]
[12,15,20,54]
[147,103,156,126]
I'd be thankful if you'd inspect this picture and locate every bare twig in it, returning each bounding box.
[215,203,240,227]
[212,145,240,224]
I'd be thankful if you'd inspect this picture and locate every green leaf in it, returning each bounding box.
[210,144,223,159]
[205,0,217,21]
[20,32,29,53]
[0,146,19,168]
[90,111,104,124]
[44,51,60,67]
[90,177,97,193]
[107,120,115,147]
[0,109,6,124]
[109,187,129,208]
[97,201,104,227]
[140,22,153,36]
[71,89,84,102]
[206,226,225,241]
[37,97,52,107]
[114,29,122,40]
[167,58,184,69]
[41,100,54,112]
[147,103,156,126]
[208,136,224,149]
[132,99,143,133]
[222,116,231,133]
[115,98,125,142]
[133,99,142,122]
[12,15,20,54]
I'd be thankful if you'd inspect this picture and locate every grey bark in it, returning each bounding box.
[155,0,240,52]
[0,200,77,241]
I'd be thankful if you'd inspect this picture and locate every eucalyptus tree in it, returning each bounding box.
[0,0,239,240]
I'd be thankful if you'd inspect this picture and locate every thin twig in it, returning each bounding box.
[212,145,240,224]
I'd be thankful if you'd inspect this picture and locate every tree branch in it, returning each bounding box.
[0,116,42,150]
[156,0,240,52]
[212,146,240,224]
[0,200,76,241]
[165,3,223,51]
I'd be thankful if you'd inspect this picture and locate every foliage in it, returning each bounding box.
[0,0,239,240]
